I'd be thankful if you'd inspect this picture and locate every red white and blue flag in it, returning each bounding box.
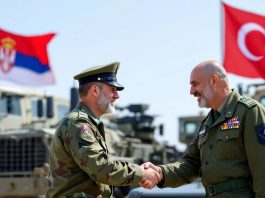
[222,2,265,79]
[0,28,56,85]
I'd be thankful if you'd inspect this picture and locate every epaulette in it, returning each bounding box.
[78,110,89,120]
[238,97,257,108]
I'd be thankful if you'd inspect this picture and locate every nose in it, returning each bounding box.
[113,90,120,99]
[190,85,195,95]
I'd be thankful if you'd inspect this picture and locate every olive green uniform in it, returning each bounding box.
[46,103,142,198]
[159,90,265,197]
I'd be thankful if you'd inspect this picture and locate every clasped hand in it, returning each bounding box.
[139,162,163,189]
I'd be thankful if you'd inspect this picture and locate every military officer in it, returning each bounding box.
[46,62,160,198]
[141,60,265,197]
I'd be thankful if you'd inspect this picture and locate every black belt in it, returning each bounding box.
[205,178,249,196]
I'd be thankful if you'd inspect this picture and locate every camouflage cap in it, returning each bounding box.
[74,62,124,91]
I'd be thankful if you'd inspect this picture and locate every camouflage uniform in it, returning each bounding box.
[158,90,265,197]
[46,103,142,198]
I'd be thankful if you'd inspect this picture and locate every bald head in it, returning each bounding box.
[192,60,228,84]
[190,60,231,109]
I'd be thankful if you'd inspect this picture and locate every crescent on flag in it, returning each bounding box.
[237,22,265,62]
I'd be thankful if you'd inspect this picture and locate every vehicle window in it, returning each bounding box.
[11,96,21,115]
[183,121,199,135]
[31,100,38,118]
[0,96,21,115]
[0,97,7,114]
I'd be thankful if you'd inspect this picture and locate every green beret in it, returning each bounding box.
[74,61,124,91]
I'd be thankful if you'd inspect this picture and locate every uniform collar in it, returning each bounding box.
[223,89,241,119]
[204,89,240,127]
[77,102,102,126]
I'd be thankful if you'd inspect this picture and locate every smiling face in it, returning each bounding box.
[190,67,215,108]
[96,83,120,115]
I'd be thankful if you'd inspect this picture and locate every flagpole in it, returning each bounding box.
[220,0,224,65]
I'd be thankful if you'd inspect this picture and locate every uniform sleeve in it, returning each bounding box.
[66,119,142,186]
[159,136,201,188]
[243,105,265,197]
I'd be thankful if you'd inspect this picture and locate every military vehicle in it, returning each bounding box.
[105,104,181,165]
[0,86,71,197]
[0,86,69,132]
[0,128,53,198]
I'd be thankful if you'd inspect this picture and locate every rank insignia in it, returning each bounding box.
[225,110,233,118]
[255,124,265,145]
[221,116,240,130]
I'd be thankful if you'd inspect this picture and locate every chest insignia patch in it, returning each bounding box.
[80,124,94,140]
[221,116,240,130]
[255,124,265,145]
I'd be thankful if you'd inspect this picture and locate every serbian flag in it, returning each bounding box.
[0,28,56,85]
[223,2,265,79]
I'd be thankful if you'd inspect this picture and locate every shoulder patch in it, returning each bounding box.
[238,97,257,108]
[78,111,89,120]
[80,123,95,142]
[256,124,265,145]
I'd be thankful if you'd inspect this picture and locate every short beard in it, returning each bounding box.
[199,84,214,108]
[97,93,116,115]
[105,103,116,114]
[198,97,206,108]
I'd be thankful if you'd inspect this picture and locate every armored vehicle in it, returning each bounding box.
[0,86,69,132]
[0,86,71,197]
[108,104,180,165]
[0,128,54,198]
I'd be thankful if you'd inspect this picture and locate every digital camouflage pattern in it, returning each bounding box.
[46,103,142,198]
[159,90,265,197]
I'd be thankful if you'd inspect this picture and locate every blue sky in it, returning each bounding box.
[1,0,265,150]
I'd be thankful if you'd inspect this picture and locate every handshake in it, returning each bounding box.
[139,162,164,189]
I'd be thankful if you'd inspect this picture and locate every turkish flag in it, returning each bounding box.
[223,2,265,79]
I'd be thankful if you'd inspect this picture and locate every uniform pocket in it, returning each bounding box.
[198,135,207,162]
[216,129,240,141]
[215,129,243,160]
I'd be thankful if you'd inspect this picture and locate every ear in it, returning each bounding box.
[210,74,219,87]
[91,84,100,97]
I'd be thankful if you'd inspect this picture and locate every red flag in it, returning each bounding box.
[223,2,265,79]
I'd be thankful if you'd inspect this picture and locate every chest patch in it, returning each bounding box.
[220,116,240,130]
[256,124,265,145]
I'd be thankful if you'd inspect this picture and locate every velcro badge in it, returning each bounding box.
[255,124,265,145]
[80,124,94,141]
